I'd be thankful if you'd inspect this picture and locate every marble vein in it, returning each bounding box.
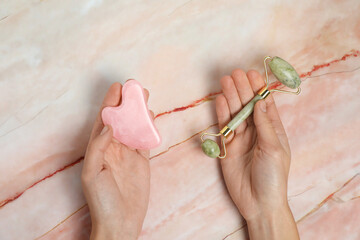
[168,0,195,16]
[0,89,69,137]
[225,173,360,239]
[0,16,8,22]
[222,224,247,240]
[296,173,360,224]
[150,123,217,159]
[34,204,88,240]
[0,157,83,208]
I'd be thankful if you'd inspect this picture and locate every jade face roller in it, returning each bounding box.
[200,56,301,158]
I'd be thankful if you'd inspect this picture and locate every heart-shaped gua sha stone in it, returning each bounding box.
[101,79,161,149]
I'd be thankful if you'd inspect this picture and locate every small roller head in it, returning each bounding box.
[201,139,220,158]
[268,56,301,89]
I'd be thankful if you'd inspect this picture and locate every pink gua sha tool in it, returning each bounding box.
[101,79,161,149]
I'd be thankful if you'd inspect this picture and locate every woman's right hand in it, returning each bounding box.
[82,83,152,240]
[215,69,299,240]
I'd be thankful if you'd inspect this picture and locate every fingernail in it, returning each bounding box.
[100,126,109,135]
[259,101,267,113]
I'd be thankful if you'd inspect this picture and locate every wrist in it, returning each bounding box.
[246,204,299,240]
[90,222,139,240]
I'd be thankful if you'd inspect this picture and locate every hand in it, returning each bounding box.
[215,70,299,239]
[81,83,152,240]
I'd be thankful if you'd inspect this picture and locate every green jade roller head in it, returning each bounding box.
[200,56,301,159]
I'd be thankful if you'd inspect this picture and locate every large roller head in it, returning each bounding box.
[268,56,301,89]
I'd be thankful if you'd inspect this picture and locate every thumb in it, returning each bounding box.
[83,125,113,177]
[253,100,280,148]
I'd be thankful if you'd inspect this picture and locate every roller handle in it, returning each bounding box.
[227,94,263,131]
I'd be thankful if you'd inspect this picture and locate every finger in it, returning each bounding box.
[215,94,231,129]
[247,70,266,93]
[231,69,254,133]
[137,149,150,159]
[220,76,241,117]
[144,88,149,102]
[215,94,233,142]
[247,70,289,153]
[232,69,255,107]
[253,100,281,149]
[90,83,122,142]
[247,70,267,127]
[83,125,113,177]
[139,104,153,159]
[264,95,290,155]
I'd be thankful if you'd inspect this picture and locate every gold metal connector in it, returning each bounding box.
[220,126,232,138]
[258,87,270,99]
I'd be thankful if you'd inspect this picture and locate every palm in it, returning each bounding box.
[215,70,290,220]
[82,82,153,238]
[221,125,259,217]
[100,141,150,222]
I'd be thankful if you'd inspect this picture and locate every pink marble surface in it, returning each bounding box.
[0,0,359,239]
